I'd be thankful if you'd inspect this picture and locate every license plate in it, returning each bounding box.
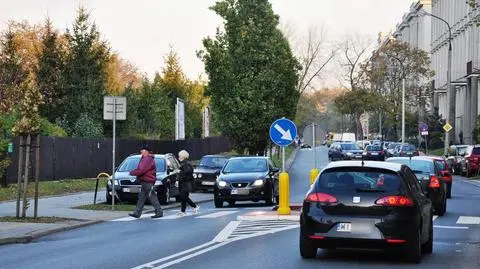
[202,181,215,186]
[123,188,130,193]
[336,223,352,232]
[123,188,139,193]
[231,189,249,195]
[371,153,378,155]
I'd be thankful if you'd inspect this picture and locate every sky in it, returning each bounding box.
[0,0,416,86]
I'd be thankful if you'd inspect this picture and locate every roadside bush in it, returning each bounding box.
[72,113,103,138]
[40,118,67,137]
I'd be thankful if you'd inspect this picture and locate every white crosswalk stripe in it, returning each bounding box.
[456,216,480,225]
[195,211,238,219]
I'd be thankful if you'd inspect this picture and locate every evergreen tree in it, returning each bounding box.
[59,7,110,135]
[37,17,65,122]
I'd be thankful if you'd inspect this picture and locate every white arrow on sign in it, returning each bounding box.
[274,124,293,141]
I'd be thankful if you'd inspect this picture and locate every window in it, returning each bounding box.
[340,143,360,150]
[117,157,166,172]
[223,158,268,173]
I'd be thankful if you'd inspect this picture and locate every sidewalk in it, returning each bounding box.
[0,190,212,245]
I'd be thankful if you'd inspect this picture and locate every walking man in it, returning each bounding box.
[129,145,163,219]
[177,150,199,216]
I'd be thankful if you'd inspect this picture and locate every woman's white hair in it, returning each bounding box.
[178,150,190,160]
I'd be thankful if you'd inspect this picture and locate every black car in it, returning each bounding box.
[328,142,363,161]
[363,145,385,161]
[214,156,280,208]
[106,154,181,205]
[193,155,229,191]
[300,161,433,263]
[386,157,447,216]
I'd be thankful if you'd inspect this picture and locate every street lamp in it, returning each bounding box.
[419,9,452,155]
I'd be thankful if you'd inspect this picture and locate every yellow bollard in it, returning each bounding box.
[310,168,319,185]
[277,172,291,215]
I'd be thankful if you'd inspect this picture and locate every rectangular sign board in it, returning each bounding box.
[103,96,127,120]
[175,98,185,140]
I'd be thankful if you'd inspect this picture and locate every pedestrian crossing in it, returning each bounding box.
[109,210,239,222]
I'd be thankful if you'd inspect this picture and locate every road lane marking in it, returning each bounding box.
[110,214,154,222]
[456,216,480,225]
[213,221,240,242]
[434,225,469,229]
[195,210,239,219]
[130,241,217,269]
[432,215,438,221]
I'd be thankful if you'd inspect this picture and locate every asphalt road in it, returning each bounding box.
[1,146,480,269]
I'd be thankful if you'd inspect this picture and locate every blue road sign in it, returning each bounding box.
[419,122,428,132]
[270,118,297,147]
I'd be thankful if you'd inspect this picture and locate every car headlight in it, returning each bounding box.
[193,173,197,179]
[108,180,119,186]
[198,173,202,179]
[347,152,353,156]
[362,152,367,155]
[218,181,227,187]
[253,179,264,186]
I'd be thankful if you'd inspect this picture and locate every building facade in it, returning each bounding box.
[432,0,480,144]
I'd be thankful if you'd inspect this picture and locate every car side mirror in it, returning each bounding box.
[270,167,280,175]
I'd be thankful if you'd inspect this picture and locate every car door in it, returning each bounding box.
[403,166,431,242]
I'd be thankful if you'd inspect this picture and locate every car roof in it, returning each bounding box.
[202,155,227,158]
[127,154,170,158]
[228,156,269,160]
[323,161,403,173]
[387,156,434,163]
[420,156,445,161]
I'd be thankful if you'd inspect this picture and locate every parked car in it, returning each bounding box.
[386,157,447,216]
[329,142,363,161]
[300,143,312,149]
[446,145,468,175]
[465,145,480,177]
[299,161,433,263]
[106,154,181,205]
[396,144,419,157]
[386,142,401,158]
[193,155,229,192]
[214,156,280,208]
[363,144,385,161]
[423,156,452,198]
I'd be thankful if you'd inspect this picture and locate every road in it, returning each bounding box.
[1,146,480,269]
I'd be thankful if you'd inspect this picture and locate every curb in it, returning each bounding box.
[0,219,103,246]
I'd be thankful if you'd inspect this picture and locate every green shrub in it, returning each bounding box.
[40,118,67,137]
[72,113,103,138]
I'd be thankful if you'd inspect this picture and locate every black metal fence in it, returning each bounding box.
[4,136,231,184]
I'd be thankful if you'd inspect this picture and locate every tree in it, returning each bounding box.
[105,53,142,94]
[59,7,110,135]
[338,34,373,139]
[199,0,300,154]
[36,18,65,122]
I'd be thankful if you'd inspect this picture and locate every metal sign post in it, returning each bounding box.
[104,96,127,210]
[175,98,185,140]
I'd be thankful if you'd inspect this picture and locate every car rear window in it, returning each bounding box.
[472,147,480,155]
[340,143,360,150]
[387,159,433,174]
[435,160,446,170]
[402,145,416,151]
[366,145,381,151]
[316,168,402,194]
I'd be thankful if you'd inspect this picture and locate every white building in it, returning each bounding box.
[432,0,480,144]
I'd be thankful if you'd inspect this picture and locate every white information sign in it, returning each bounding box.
[203,106,210,138]
[103,96,126,120]
[175,98,185,140]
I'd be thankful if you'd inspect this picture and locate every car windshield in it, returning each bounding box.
[457,146,468,155]
[366,145,381,151]
[340,143,360,150]
[117,157,165,172]
[199,156,228,168]
[387,159,434,174]
[435,160,445,170]
[317,168,402,193]
[402,145,416,151]
[223,158,268,173]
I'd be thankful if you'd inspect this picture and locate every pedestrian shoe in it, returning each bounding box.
[193,206,200,214]
[151,212,163,219]
[128,213,140,218]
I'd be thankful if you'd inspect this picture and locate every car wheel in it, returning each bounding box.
[406,229,422,263]
[158,187,169,205]
[106,191,112,204]
[299,233,317,259]
[265,185,275,206]
[422,217,433,254]
[227,200,236,207]
[446,183,452,199]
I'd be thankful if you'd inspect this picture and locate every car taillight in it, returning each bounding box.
[306,193,337,204]
[429,175,441,188]
[375,195,414,206]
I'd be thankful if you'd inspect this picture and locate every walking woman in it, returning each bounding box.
[177,150,199,216]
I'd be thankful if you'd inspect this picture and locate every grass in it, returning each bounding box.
[271,145,295,168]
[0,216,74,223]
[428,148,445,157]
[0,178,108,202]
[74,202,136,212]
